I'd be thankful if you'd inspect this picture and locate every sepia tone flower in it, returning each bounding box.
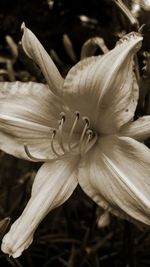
[1,24,150,258]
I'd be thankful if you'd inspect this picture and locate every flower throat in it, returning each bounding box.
[24,111,98,161]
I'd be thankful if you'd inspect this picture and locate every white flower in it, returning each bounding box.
[1,24,150,258]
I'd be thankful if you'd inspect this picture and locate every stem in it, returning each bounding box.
[113,0,139,28]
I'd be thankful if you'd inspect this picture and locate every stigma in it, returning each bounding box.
[24,111,98,161]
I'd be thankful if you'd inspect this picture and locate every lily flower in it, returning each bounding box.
[1,24,150,258]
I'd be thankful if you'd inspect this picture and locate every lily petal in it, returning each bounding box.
[63,32,142,133]
[80,37,109,59]
[0,81,64,159]
[1,155,80,258]
[21,23,64,96]
[78,135,150,224]
[120,116,150,141]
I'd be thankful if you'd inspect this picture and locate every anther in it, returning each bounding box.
[58,112,66,126]
[75,111,80,119]
[82,116,90,127]
[53,129,56,136]
[60,112,66,122]
[24,144,46,162]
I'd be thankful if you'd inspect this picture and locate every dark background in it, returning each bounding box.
[0,1,150,266]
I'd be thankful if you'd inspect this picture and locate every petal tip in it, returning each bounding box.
[1,230,33,258]
[116,31,143,52]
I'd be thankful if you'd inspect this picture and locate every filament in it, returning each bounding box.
[84,130,97,154]
[57,112,66,153]
[79,117,90,152]
[24,144,46,162]
[50,130,61,156]
[24,111,96,161]
[68,111,79,151]
[85,129,93,145]
[80,129,92,154]
[41,111,97,158]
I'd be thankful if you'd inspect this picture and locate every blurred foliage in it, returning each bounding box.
[0,0,150,266]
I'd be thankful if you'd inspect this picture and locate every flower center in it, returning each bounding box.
[51,111,98,156]
[24,111,98,161]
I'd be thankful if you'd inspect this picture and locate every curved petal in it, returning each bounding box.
[78,135,150,225]
[1,155,80,258]
[80,37,109,59]
[0,81,65,160]
[63,32,142,133]
[21,23,64,96]
[120,116,150,141]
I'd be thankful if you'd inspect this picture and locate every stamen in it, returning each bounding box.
[82,116,90,127]
[68,111,80,151]
[49,112,96,157]
[79,117,90,151]
[51,130,61,156]
[85,130,98,154]
[80,129,92,154]
[75,111,80,119]
[60,112,66,122]
[24,144,46,162]
[81,129,98,154]
[86,129,94,143]
[57,112,66,153]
